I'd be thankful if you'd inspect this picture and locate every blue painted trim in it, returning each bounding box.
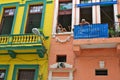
[0,65,9,80]
[77,1,117,7]
[20,0,46,34]
[12,64,39,80]
[0,2,19,34]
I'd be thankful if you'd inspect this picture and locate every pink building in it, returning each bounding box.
[49,0,120,80]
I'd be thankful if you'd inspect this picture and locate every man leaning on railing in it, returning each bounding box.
[79,19,90,26]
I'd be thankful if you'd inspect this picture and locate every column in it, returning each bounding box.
[52,0,59,37]
[75,0,80,25]
[113,4,119,31]
[71,0,75,30]
[48,71,52,80]
[69,71,73,80]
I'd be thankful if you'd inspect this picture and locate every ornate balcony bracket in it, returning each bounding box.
[37,46,47,58]
[8,50,16,58]
[73,45,81,56]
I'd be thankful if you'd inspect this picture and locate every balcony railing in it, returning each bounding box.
[74,24,109,39]
[0,34,47,58]
[0,34,42,46]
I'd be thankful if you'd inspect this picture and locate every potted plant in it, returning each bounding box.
[109,27,115,37]
[116,14,120,18]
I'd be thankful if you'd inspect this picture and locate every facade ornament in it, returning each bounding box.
[55,36,71,43]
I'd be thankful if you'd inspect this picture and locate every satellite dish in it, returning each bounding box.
[32,28,40,36]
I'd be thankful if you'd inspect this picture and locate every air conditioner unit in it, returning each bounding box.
[57,62,65,68]
[0,72,5,78]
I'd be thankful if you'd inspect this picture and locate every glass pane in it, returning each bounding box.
[0,70,6,80]
[25,13,42,33]
[59,2,72,10]
[30,5,43,13]
[4,8,15,16]
[80,0,92,3]
[18,69,35,80]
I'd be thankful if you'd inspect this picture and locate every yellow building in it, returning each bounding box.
[0,0,53,80]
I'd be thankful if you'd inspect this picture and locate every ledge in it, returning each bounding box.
[49,68,75,72]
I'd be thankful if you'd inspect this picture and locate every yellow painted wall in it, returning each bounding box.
[0,0,54,80]
[14,6,24,34]
[0,54,48,80]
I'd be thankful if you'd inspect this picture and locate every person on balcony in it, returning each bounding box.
[79,19,90,26]
[56,23,67,33]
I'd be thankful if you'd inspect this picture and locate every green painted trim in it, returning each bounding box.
[41,0,46,29]
[0,2,19,34]
[0,5,1,13]
[0,65,9,80]
[19,4,25,6]
[12,64,39,80]
[8,50,16,58]
[47,1,53,3]
[20,0,46,34]
[0,45,43,50]
[37,46,47,58]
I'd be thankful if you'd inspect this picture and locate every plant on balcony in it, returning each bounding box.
[116,14,120,18]
[109,27,115,37]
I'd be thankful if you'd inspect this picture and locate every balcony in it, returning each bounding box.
[73,24,120,56]
[0,34,47,58]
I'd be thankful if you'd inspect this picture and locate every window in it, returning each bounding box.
[12,65,39,80]
[25,4,43,33]
[80,7,92,24]
[0,65,9,80]
[56,55,66,62]
[57,0,72,33]
[18,69,35,80]
[100,5,114,28]
[0,70,6,80]
[80,0,92,3]
[0,8,16,35]
[95,69,108,76]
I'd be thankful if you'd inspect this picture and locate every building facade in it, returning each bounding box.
[0,0,53,80]
[49,0,120,80]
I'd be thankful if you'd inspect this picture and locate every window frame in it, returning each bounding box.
[12,65,39,80]
[20,1,46,34]
[0,7,16,35]
[0,65,9,80]
[0,2,19,35]
[25,4,43,33]
[57,0,72,33]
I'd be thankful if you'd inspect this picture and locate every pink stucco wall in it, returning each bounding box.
[49,34,120,80]
[74,48,120,80]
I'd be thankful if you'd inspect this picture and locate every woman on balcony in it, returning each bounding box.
[56,23,67,33]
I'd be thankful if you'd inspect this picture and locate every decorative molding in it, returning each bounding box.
[55,36,71,43]
[49,63,74,80]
